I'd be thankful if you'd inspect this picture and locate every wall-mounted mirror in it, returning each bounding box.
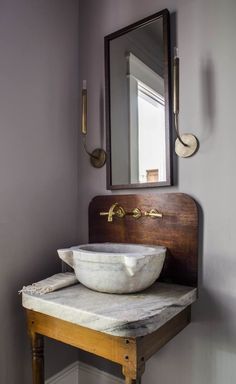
[105,9,172,189]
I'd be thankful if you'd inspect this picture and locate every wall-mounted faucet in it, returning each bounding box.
[100,203,162,222]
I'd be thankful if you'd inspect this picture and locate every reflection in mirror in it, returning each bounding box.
[105,9,172,189]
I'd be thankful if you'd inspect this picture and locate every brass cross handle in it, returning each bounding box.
[144,209,163,218]
[100,203,126,222]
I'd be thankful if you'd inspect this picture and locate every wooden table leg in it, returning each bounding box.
[123,366,142,384]
[125,377,141,384]
[30,332,44,384]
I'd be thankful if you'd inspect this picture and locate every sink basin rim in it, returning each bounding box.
[71,242,166,263]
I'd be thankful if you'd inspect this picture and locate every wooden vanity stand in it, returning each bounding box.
[25,193,198,384]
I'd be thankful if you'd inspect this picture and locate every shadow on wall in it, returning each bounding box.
[201,56,216,140]
[196,286,236,355]
[191,285,236,384]
[78,349,123,379]
[195,200,236,356]
[191,199,236,383]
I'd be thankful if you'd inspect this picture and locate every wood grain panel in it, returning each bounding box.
[89,193,198,287]
[26,310,136,367]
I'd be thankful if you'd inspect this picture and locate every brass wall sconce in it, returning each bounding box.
[173,48,199,158]
[81,80,106,168]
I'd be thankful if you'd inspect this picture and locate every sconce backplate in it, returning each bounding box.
[90,148,107,168]
[175,134,199,158]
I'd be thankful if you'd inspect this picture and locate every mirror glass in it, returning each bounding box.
[105,9,172,189]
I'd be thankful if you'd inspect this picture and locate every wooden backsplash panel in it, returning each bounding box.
[89,193,198,287]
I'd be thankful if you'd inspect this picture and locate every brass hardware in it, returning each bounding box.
[100,203,125,222]
[100,204,141,222]
[144,209,163,218]
[81,87,87,135]
[173,48,199,158]
[125,208,142,219]
[89,148,107,168]
[132,208,142,219]
[173,50,179,117]
[81,80,106,168]
[100,204,162,222]
[175,133,198,158]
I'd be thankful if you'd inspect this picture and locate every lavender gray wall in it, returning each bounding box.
[0,0,79,382]
[78,0,236,383]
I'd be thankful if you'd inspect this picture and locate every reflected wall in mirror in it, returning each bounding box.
[105,9,172,189]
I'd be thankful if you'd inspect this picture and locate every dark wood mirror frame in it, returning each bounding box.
[105,9,172,190]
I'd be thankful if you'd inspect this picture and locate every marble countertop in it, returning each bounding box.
[22,282,197,337]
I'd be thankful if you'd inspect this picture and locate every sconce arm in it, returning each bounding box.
[174,113,188,147]
[173,50,199,157]
[83,136,100,159]
[81,81,106,168]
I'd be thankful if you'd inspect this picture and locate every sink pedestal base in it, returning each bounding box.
[26,306,191,384]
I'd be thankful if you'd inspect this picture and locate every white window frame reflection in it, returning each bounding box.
[127,53,166,183]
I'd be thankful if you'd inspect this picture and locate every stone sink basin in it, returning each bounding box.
[57,243,166,294]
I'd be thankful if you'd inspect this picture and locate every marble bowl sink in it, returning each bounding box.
[57,243,166,294]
